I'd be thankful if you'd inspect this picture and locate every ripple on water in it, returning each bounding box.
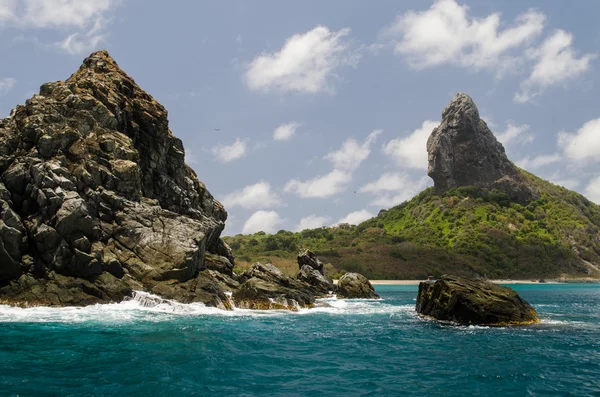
[0,284,598,396]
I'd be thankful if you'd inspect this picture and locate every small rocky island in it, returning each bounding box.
[416,275,539,325]
[0,51,375,310]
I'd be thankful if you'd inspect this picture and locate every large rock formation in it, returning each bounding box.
[337,273,379,299]
[233,262,316,311]
[416,275,539,325]
[296,249,334,295]
[427,93,536,202]
[0,51,236,307]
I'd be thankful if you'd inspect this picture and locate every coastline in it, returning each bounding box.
[333,279,600,285]
[367,280,545,285]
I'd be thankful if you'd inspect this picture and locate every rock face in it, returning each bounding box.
[233,262,315,310]
[416,275,539,325]
[297,265,334,295]
[337,273,379,299]
[427,93,536,202]
[296,250,334,295]
[297,249,324,273]
[0,51,235,307]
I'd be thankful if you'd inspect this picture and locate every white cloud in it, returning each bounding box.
[294,215,331,232]
[20,0,113,28]
[184,148,198,165]
[284,169,352,198]
[0,0,117,54]
[324,130,381,170]
[337,209,374,226]
[496,123,534,147]
[361,173,429,207]
[360,172,410,194]
[222,181,281,210]
[516,153,561,170]
[584,176,600,204]
[516,30,596,102]
[245,25,359,93]
[0,77,16,96]
[383,0,544,74]
[211,138,248,163]
[57,18,106,54]
[383,120,438,169]
[242,210,284,234]
[558,118,600,163]
[273,122,301,141]
[547,173,580,190]
[0,0,15,21]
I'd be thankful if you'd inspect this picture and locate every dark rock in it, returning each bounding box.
[297,249,324,274]
[297,265,334,295]
[0,50,343,312]
[427,93,536,202]
[416,275,539,325]
[233,262,316,310]
[337,273,379,299]
[0,51,230,307]
[204,253,234,276]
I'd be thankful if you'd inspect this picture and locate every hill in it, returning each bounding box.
[224,94,600,280]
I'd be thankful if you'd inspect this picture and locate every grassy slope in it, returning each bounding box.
[224,171,600,280]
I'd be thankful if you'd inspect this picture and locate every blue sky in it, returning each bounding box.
[1,0,599,235]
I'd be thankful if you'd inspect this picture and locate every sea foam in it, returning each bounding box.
[0,291,408,324]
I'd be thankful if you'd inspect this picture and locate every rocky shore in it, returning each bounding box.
[0,51,376,309]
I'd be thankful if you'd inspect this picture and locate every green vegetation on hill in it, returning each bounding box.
[224,171,600,280]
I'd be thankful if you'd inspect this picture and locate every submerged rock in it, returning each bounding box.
[337,273,379,299]
[426,93,536,202]
[416,275,539,325]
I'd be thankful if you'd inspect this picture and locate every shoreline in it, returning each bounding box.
[333,279,600,285]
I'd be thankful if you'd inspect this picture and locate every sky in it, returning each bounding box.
[0,0,599,236]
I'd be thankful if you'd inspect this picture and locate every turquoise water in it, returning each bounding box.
[1,284,599,397]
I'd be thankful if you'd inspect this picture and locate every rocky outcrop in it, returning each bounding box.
[337,273,379,299]
[296,250,334,295]
[426,93,536,202]
[297,249,324,273]
[297,265,334,295]
[416,275,539,325]
[233,263,315,310]
[0,50,234,307]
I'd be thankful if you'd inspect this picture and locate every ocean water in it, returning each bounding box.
[1,284,599,397]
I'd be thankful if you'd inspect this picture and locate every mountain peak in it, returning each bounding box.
[426,93,536,202]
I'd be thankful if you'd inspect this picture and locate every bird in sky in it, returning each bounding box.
[214,128,220,131]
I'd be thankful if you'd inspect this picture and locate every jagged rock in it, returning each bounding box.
[204,253,234,276]
[297,265,334,295]
[297,249,324,274]
[416,275,539,325]
[337,273,379,299]
[0,50,231,307]
[233,263,315,310]
[427,93,536,202]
